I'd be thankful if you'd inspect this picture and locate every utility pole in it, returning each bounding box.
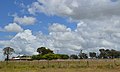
[80,50,82,54]
[57,50,59,54]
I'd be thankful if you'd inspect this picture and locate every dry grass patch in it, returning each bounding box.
[0,59,120,72]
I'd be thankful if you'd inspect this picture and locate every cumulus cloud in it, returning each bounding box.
[14,16,36,25]
[0,30,37,57]
[28,0,120,20]
[0,48,5,61]
[4,23,23,32]
[0,23,82,59]
[28,0,73,16]
[27,0,120,52]
[1,20,120,60]
[75,19,120,50]
[49,23,71,32]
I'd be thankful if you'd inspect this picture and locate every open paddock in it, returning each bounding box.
[0,59,120,72]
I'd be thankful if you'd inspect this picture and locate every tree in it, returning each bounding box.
[105,49,111,58]
[89,52,96,58]
[3,47,15,61]
[42,53,59,60]
[59,54,69,59]
[31,54,69,60]
[109,49,120,58]
[32,54,43,60]
[79,53,88,59]
[37,47,53,55]
[70,54,78,59]
[78,50,88,59]
[98,49,120,59]
[99,49,107,58]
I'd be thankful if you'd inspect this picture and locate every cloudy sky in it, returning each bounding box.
[0,0,120,60]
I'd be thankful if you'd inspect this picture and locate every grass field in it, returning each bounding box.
[0,59,120,72]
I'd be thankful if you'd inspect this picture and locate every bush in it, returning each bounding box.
[59,54,69,59]
[70,54,78,59]
[42,53,63,60]
[32,54,69,60]
[32,54,43,60]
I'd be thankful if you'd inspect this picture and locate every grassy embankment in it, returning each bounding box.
[0,59,120,72]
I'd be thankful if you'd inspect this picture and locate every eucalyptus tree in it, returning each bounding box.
[37,47,53,55]
[3,47,15,61]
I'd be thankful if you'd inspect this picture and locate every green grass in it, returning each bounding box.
[0,59,120,72]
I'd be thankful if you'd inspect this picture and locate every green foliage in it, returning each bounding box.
[58,54,69,59]
[99,49,106,58]
[42,53,57,60]
[32,54,69,60]
[99,49,120,59]
[33,47,69,60]
[32,54,43,60]
[34,47,120,60]
[70,54,78,59]
[89,52,96,58]
[37,47,53,55]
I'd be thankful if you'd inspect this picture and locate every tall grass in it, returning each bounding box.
[0,59,120,72]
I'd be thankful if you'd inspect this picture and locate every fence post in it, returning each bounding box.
[47,60,50,68]
[86,60,89,67]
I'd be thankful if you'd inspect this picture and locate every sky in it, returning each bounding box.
[0,0,120,60]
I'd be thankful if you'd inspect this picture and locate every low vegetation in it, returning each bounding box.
[0,59,120,72]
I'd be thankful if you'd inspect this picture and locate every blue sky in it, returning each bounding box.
[0,0,120,60]
[0,0,77,40]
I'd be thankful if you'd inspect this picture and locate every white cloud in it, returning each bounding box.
[0,48,5,61]
[27,0,120,51]
[0,30,38,56]
[13,29,36,41]
[28,0,120,20]
[14,16,36,25]
[1,20,120,60]
[28,0,73,16]
[0,24,83,58]
[49,23,71,32]
[4,23,23,32]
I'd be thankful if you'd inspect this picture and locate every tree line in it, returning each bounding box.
[3,47,120,61]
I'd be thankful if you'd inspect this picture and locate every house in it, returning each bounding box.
[11,55,32,61]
